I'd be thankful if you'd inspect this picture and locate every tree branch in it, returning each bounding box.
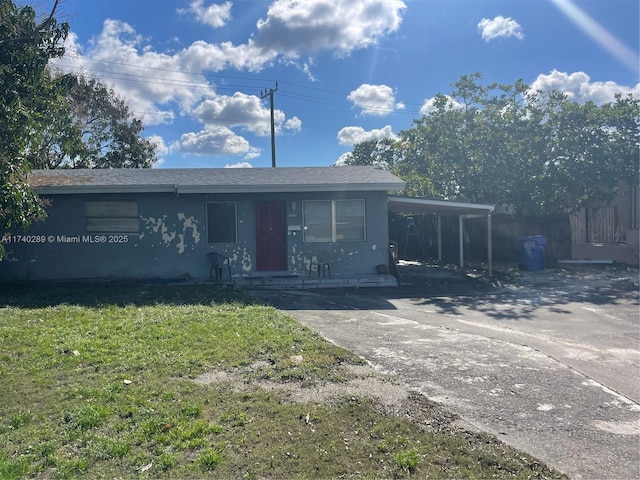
[0,0,61,45]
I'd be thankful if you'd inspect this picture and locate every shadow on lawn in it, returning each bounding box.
[0,282,256,308]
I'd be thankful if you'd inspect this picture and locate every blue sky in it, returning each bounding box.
[40,0,639,168]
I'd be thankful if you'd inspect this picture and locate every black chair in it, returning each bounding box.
[207,252,231,281]
[309,251,331,278]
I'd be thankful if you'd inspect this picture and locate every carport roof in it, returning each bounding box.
[388,196,494,216]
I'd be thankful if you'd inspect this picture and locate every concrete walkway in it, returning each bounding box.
[252,265,640,480]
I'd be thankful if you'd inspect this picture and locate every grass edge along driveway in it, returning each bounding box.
[0,284,566,479]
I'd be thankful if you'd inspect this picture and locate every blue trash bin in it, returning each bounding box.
[517,235,547,271]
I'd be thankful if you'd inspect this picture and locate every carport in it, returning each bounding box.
[388,196,495,275]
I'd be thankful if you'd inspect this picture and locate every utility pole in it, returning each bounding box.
[261,82,278,167]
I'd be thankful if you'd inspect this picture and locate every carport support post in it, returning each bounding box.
[487,213,493,276]
[459,215,464,268]
[437,215,442,262]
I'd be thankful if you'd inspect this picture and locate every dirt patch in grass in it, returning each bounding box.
[194,360,476,439]
[0,283,568,479]
[190,360,562,479]
[194,363,411,411]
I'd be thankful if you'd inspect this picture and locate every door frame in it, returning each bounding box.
[254,200,287,272]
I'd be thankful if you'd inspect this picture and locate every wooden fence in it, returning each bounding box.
[570,207,625,245]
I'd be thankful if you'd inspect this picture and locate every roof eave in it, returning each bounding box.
[178,182,405,194]
[35,185,177,195]
[36,182,406,195]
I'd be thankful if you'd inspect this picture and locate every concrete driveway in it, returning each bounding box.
[252,264,640,480]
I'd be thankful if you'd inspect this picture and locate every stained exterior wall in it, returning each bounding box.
[0,190,391,282]
[569,183,639,265]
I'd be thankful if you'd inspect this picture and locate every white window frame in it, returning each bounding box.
[303,199,366,243]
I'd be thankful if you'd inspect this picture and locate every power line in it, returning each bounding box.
[54,55,429,115]
[59,55,278,85]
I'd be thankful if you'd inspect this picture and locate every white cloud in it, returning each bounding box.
[301,60,318,81]
[478,16,524,41]
[225,162,253,168]
[254,0,407,55]
[337,125,397,146]
[53,20,276,119]
[53,20,304,135]
[146,134,169,167]
[530,70,640,105]
[192,93,302,136]
[283,116,303,133]
[347,84,403,116]
[334,152,353,166]
[179,125,261,158]
[179,0,232,28]
[53,21,220,124]
[193,92,277,136]
[179,39,273,73]
[420,95,464,115]
[146,135,167,167]
[49,1,409,164]
[147,135,169,156]
[55,0,409,87]
[51,0,408,134]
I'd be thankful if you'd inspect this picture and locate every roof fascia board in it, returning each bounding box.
[177,183,404,194]
[388,196,495,214]
[35,183,405,195]
[35,185,178,195]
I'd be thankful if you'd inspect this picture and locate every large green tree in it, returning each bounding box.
[28,75,157,169]
[347,73,639,214]
[0,0,69,256]
[342,138,400,169]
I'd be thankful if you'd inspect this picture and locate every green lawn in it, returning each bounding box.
[0,283,566,479]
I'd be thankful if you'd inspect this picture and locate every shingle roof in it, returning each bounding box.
[29,166,405,194]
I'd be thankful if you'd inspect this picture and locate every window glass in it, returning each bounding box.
[303,201,332,242]
[303,199,365,242]
[85,201,137,218]
[207,202,237,243]
[86,218,140,233]
[85,201,139,234]
[336,199,365,241]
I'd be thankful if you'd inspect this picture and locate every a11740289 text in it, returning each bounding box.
[1,234,130,244]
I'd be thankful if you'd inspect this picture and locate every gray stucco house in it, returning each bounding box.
[0,166,405,284]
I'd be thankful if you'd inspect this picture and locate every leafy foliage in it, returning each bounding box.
[0,0,69,255]
[28,75,157,169]
[342,138,400,169]
[347,72,639,214]
[0,0,156,258]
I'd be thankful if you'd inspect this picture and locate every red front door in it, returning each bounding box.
[255,201,287,271]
